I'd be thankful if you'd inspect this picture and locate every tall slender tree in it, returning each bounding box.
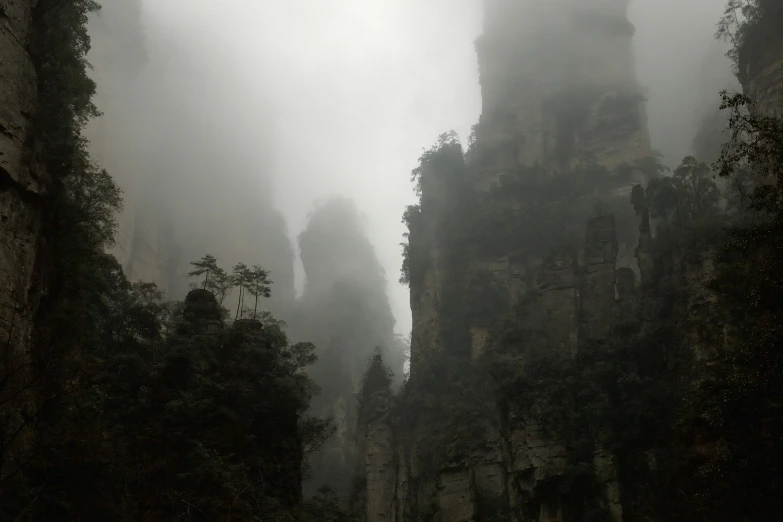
[231,262,250,320]
[245,265,272,319]
[188,254,219,290]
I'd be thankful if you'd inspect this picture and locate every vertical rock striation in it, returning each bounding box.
[471,0,650,189]
[355,1,653,520]
[1,0,44,366]
[738,12,783,117]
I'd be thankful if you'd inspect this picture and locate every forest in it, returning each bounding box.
[0,0,782,521]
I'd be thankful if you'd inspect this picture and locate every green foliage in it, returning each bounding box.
[3,268,332,520]
[393,355,495,479]
[715,91,783,215]
[464,270,510,326]
[357,351,393,423]
[646,156,721,228]
[33,0,101,179]
[717,0,783,71]
[410,131,461,197]
[188,254,219,289]
[631,152,670,180]
[463,162,636,256]
[0,1,334,516]
[399,204,422,286]
[301,485,355,522]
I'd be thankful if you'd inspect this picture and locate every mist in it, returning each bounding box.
[125,0,482,335]
[631,0,740,166]
[0,0,779,512]
[87,0,739,341]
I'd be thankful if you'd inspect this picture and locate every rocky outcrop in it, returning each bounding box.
[1,0,44,363]
[355,1,651,520]
[356,214,627,521]
[408,142,465,370]
[471,0,650,190]
[294,199,405,498]
[355,385,397,522]
[580,214,619,342]
[739,24,783,117]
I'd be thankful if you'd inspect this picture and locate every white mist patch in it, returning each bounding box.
[630,0,738,166]
[141,0,482,336]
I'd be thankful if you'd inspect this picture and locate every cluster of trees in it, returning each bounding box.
[718,0,783,70]
[0,1,353,520]
[392,6,783,518]
[188,255,271,319]
[645,155,721,227]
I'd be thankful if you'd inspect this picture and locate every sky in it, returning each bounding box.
[138,0,736,336]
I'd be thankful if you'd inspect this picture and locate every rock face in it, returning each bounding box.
[356,215,629,521]
[0,0,44,364]
[354,1,650,520]
[739,25,783,117]
[471,0,650,190]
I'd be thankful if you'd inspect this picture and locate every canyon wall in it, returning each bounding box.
[739,13,783,117]
[0,0,44,367]
[355,1,656,520]
[472,0,649,189]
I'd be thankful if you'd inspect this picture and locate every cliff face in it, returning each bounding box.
[739,18,783,117]
[0,0,44,365]
[472,0,649,189]
[357,214,629,522]
[354,1,654,520]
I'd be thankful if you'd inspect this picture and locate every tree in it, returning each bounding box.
[188,254,219,290]
[245,265,273,319]
[646,156,720,228]
[633,152,670,180]
[715,91,783,214]
[211,266,232,306]
[229,262,247,320]
[646,176,681,226]
[673,156,721,219]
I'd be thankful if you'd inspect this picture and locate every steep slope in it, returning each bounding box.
[354,2,783,521]
[737,1,783,116]
[354,2,651,520]
[349,1,748,521]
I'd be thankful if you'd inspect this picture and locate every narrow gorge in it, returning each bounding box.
[1,0,782,521]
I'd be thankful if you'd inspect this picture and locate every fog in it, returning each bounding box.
[82,0,747,502]
[631,0,740,166]
[130,0,482,335]
[88,0,738,339]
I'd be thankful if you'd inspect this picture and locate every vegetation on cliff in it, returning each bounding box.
[718,0,783,73]
[386,8,783,515]
[1,1,349,519]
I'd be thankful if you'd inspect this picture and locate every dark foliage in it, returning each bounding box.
[0,1,350,519]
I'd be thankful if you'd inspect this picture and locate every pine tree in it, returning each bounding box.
[188,254,219,289]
